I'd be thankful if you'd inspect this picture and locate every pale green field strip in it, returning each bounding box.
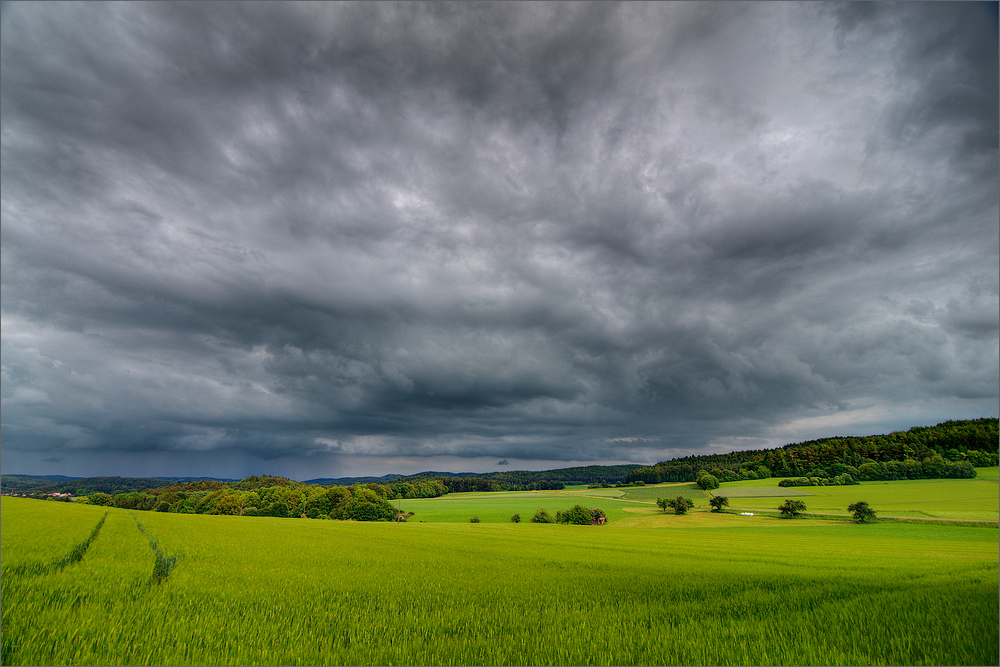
[974,466,999,481]
[718,477,999,521]
[397,490,651,523]
[701,486,814,498]
[2,496,997,666]
[618,483,708,502]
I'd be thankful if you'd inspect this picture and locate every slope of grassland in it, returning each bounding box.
[2,491,997,666]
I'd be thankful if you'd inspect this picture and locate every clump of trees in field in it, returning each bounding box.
[555,505,606,525]
[658,496,695,514]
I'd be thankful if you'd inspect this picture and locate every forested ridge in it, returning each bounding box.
[627,418,998,484]
[3,419,995,521]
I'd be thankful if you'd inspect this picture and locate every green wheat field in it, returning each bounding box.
[2,472,998,666]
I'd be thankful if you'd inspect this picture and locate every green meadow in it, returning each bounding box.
[2,472,998,666]
[397,486,647,523]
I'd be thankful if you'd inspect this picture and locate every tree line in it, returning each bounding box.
[81,476,449,521]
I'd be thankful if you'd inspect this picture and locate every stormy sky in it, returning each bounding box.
[2,2,997,481]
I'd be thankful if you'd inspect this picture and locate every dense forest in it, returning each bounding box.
[3,419,996,521]
[626,418,998,484]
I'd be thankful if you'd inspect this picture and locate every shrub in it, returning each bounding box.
[469,516,480,523]
[510,513,521,523]
[556,504,604,525]
[531,509,554,523]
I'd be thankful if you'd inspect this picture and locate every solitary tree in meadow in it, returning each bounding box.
[708,495,729,512]
[847,501,877,523]
[777,499,806,518]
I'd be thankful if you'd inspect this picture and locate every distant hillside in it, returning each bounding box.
[305,465,641,488]
[0,475,236,496]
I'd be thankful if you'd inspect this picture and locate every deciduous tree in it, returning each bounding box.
[709,496,729,512]
[777,499,806,518]
[848,501,877,523]
[696,473,719,491]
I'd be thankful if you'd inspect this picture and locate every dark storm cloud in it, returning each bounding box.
[2,2,997,478]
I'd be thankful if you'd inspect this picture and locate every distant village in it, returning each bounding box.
[1,491,73,499]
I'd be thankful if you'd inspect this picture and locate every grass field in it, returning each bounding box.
[396,488,650,523]
[714,472,1000,521]
[2,472,998,666]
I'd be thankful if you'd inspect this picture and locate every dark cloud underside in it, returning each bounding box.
[2,2,997,478]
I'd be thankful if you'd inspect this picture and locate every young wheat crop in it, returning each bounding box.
[2,496,997,666]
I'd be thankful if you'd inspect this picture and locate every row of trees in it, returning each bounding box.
[778,474,858,487]
[628,419,997,484]
[656,495,729,514]
[776,499,876,523]
[84,477,445,521]
[588,480,645,489]
[659,495,877,524]
[505,506,607,524]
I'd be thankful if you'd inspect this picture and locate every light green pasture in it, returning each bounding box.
[2,497,997,666]
[713,486,813,498]
[617,482,707,502]
[974,466,999,481]
[716,476,999,521]
[398,488,648,523]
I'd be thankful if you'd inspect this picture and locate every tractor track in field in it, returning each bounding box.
[131,515,180,583]
[5,512,108,577]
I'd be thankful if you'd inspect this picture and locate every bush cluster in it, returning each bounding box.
[530,509,553,523]
[779,473,857,487]
[554,505,606,525]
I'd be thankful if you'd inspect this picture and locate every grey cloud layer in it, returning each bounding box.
[2,2,997,476]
